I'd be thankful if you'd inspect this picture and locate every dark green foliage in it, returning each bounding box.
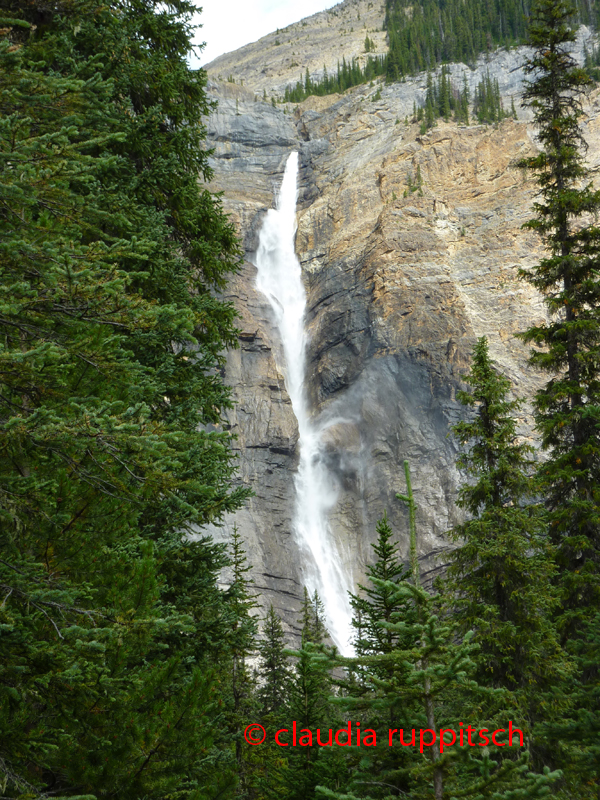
[341,514,417,799]
[473,71,511,123]
[516,0,600,629]
[258,605,292,716]
[4,1,600,798]
[444,338,570,746]
[404,164,424,196]
[224,529,259,798]
[516,1,600,792]
[0,2,250,797]
[299,588,328,647]
[327,466,561,800]
[282,645,340,800]
[350,513,411,658]
[583,40,600,81]
[384,0,598,82]
[273,594,347,800]
[286,0,600,102]
[417,68,471,131]
[283,57,386,103]
[544,613,600,794]
[356,583,558,800]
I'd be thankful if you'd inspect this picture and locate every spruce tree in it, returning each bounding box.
[341,513,417,799]
[444,339,567,712]
[350,512,411,658]
[224,528,259,798]
[544,612,600,794]
[299,587,328,646]
[326,464,561,800]
[516,4,600,789]
[0,3,249,798]
[258,605,292,716]
[273,593,347,800]
[516,0,600,631]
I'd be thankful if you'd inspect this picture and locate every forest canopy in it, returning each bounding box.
[0,0,250,796]
[284,0,600,103]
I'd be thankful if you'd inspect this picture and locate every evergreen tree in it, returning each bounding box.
[455,73,470,124]
[516,0,600,631]
[283,53,387,102]
[438,66,452,120]
[0,3,249,798]
[247,606,292,800]
[299,588,328,646]
[263,591,348,798]
[444,338,570,752]
[418,69,474,131]
[474,71,508,124]
[350,513,411,658]
[385,0,599,82]
[225,528,259,797]
[325,463,561,800]
[425,71,437,129]
[341,513,417,799]
[258,605,292,716]
[544,612,600,794]
[516,7,600,782]
[276,594,346,800]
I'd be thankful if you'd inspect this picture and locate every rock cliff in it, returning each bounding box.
[202,15,600,643]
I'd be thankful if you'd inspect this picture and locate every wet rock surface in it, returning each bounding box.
[203,32,600,642]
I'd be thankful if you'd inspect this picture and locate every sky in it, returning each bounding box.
[191,0,339,68]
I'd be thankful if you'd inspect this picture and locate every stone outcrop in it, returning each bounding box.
[202,20,600,642]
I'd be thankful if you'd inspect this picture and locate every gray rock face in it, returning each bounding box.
[203,34,600,642]
[210,260,304,634]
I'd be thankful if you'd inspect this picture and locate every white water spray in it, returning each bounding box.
[255,152,354,655]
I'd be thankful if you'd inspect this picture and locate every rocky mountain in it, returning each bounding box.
[201,8,600,645]
[206,0,387,101]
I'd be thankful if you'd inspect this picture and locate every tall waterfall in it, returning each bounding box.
[255,152,354,655]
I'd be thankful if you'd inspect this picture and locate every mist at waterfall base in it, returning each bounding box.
[254,151,355,656]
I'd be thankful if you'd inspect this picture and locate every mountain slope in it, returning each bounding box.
[205,0,386,99]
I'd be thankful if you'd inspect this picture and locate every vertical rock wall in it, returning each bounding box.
[202,37,600,637]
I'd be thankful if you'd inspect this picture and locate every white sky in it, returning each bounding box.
[191,0,339,67]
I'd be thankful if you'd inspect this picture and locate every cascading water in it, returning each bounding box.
[255,151,354,655]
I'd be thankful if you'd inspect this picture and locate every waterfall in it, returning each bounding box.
[255,151,354,655]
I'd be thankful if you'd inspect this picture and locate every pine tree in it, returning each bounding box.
[341,513,417,799]
[516,0,600,632]
[350,513,412,657]
[444,338,570,754]
[258,605,292,716]
[225,528,259,797]
[0,3,249,798]
[326,463,561,800]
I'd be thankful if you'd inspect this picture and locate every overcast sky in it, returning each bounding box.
[191,0,339,67]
